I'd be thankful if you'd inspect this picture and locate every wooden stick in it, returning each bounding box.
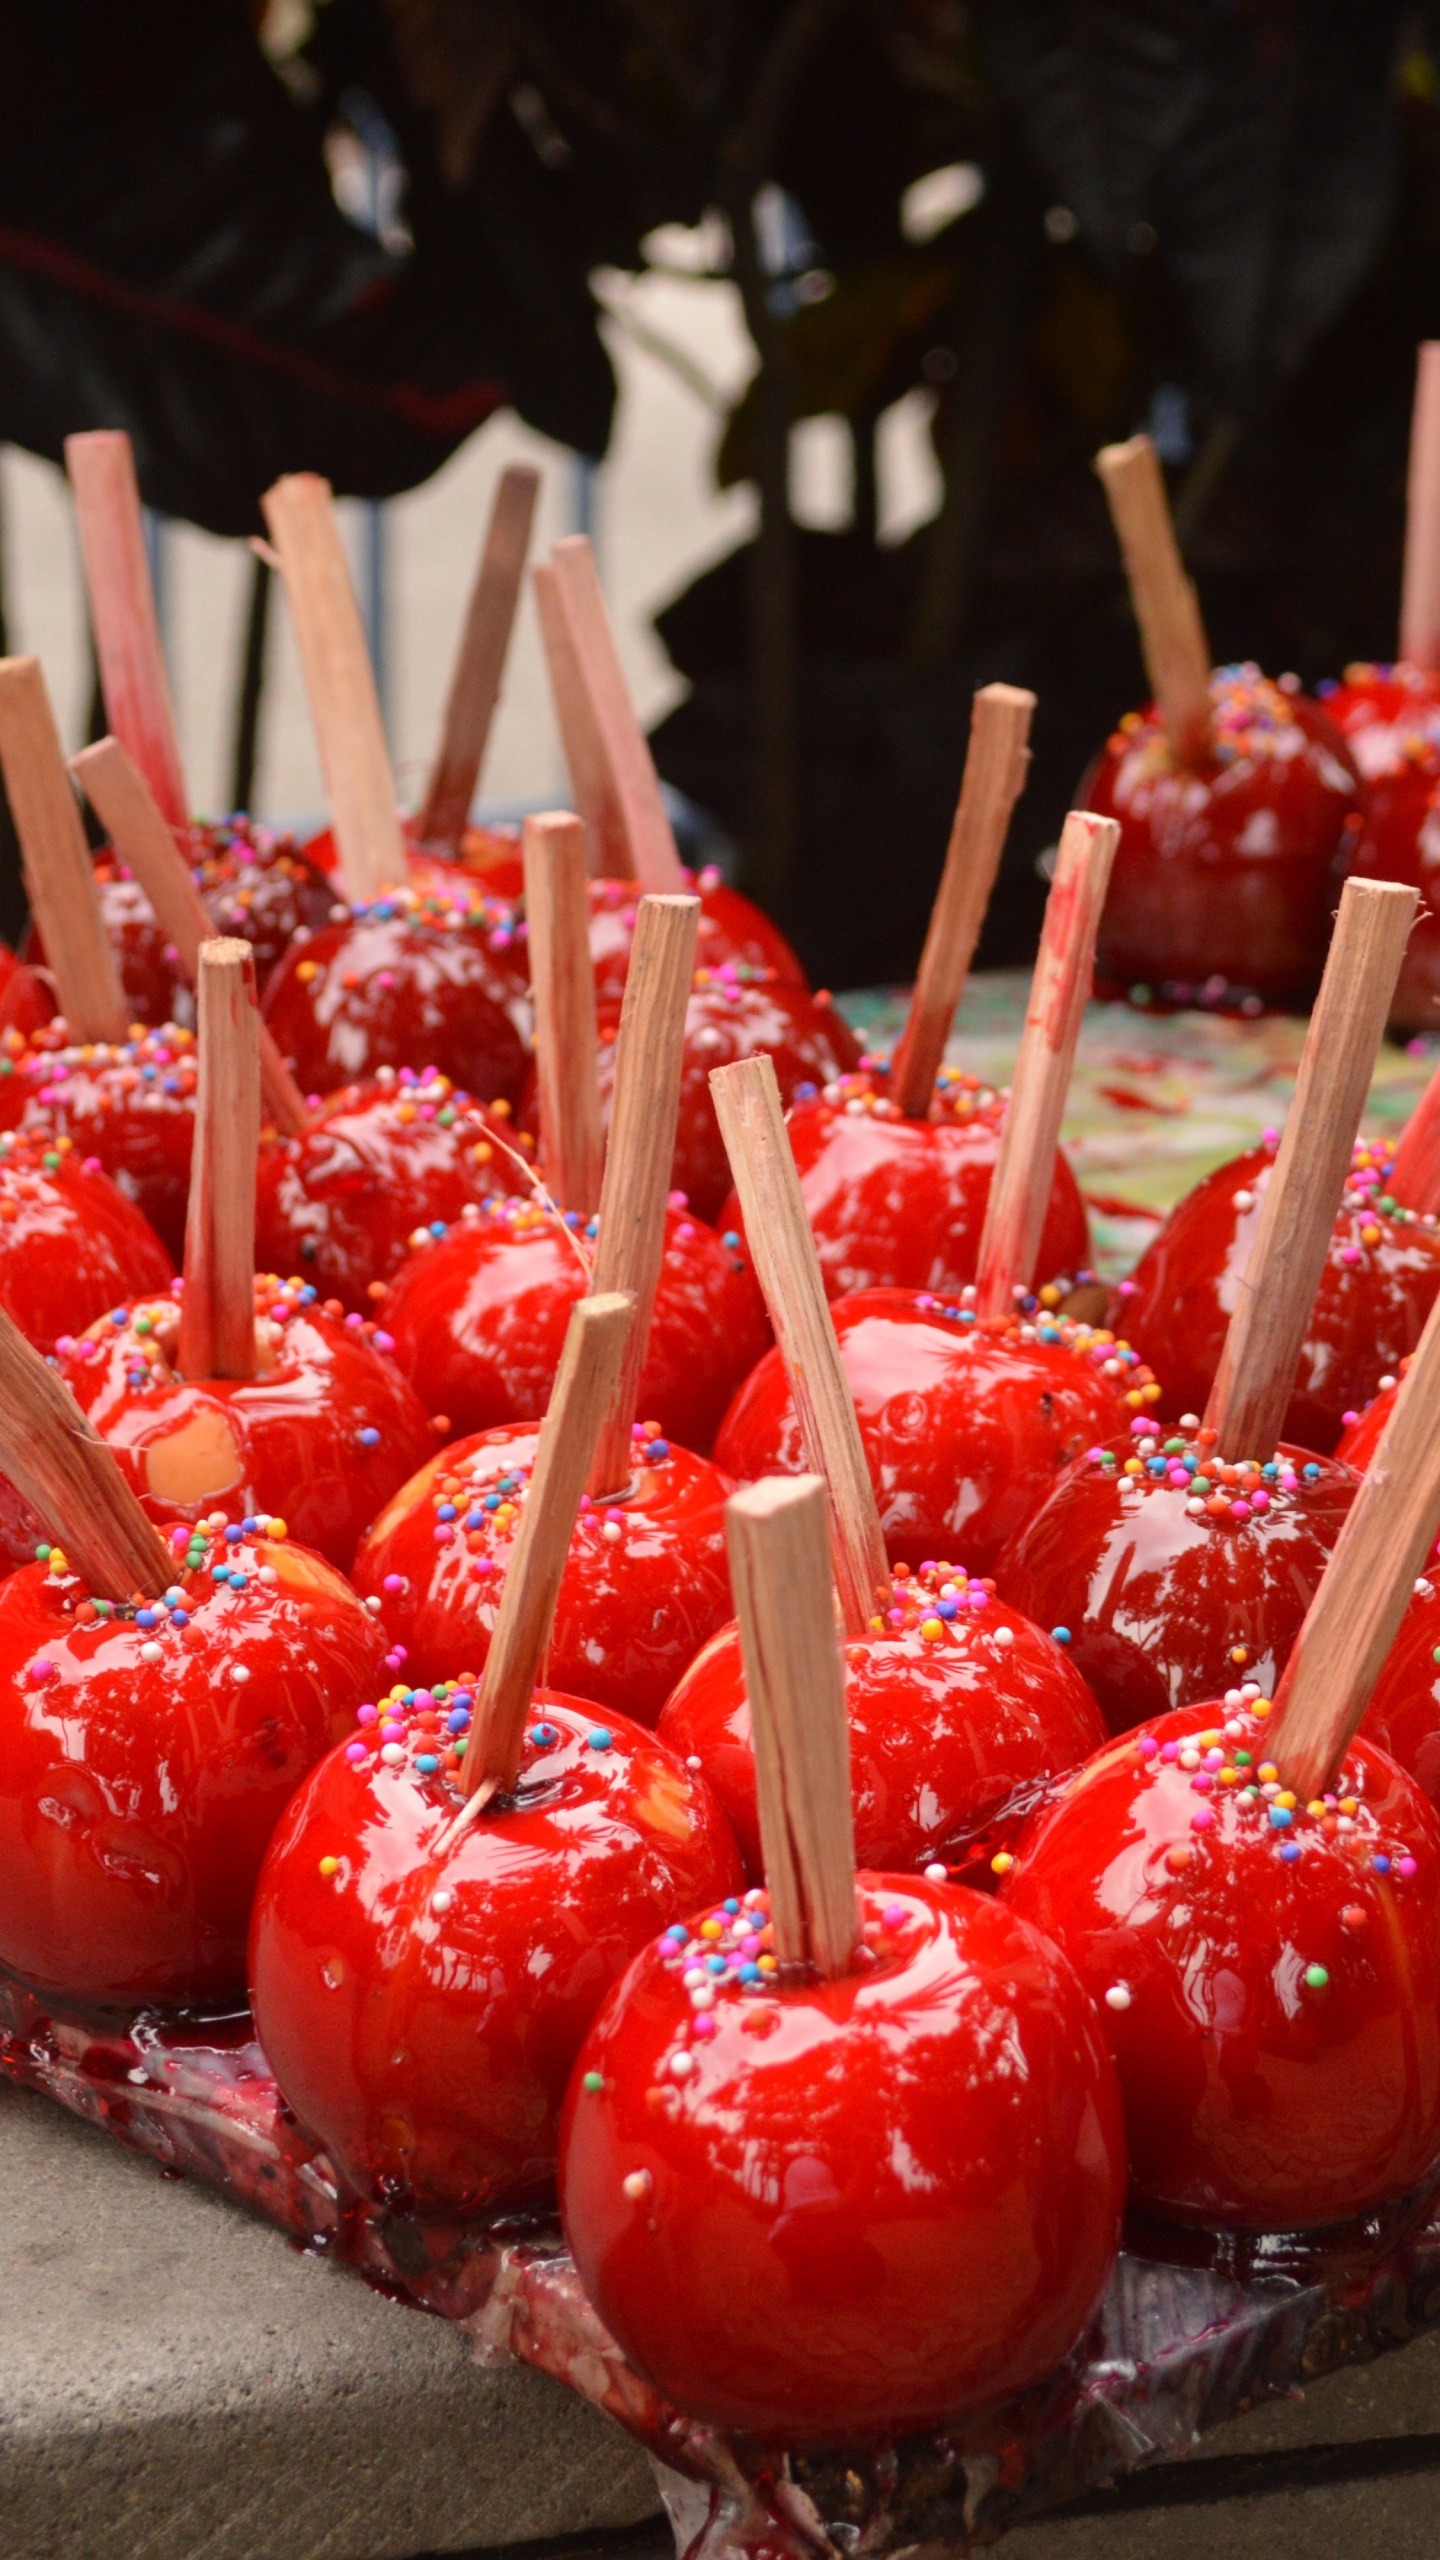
[0,658,128,1041]
[1205,878,1418,1460]
[1401,343,1440,672]
[177,940,260,1383]
[974,809,1120,1320]
[260,474,406,903]
[533,558,632,876]
[1095,434,1212,766]
[462,1291,634,1801]
[726,1476,858,1979]
[523,810,604,1216]
[1267,1282,1440,1800]
[418,464,540,849]
[588,894,699,1493]
[1392,1059,1440,1217]
[548,537,687,892]
[889,684,1035,1116]
[0,1302,171,1598]
[71,738,308,1137]
[64,431,189,834]
[710,1053,891,1637]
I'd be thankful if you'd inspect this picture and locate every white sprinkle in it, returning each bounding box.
[1179,1413,1200,1430]
[1233,1190,1255,1211]
[994,1626,1014,1648]
[232,1664,251,1683]
[602,1522,622,1543]
[1186,1497,1206,1515]
[380,1743,405,1766]
[689,1985,714,2010]
[623,2169,653,2201]
[924,1862,949,1883]
[140,1641,162,1663]
[685,1754,703,1771]
[1417,1579,1434,1600]
[1380,1374,1397,1392]
[258,1565,278,1585]
[1179,1748,1202,1771]
[1105,1983,1133,2012]
[431,1888,454,1915]
[682,1966,707,1988]
[669,2049,695,2080]
[363,1595,382,1613]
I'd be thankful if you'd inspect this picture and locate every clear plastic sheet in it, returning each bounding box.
[6,1975,1439,2555]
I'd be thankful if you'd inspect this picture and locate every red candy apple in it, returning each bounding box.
[1322,664,1440,1033]
[716,1291,1156,1575]
[354,1421,733,1723]
[262,882,529,1104]
[1002,1696,1440,2228]
[733,1064,1090,1302]
[249,1691,742,2217]
[0,1128,173,1352]
[590,966,859,1227]
[52,1276,435,1573]
[658,1562,1104,1881]
[1118,1134,1440,1454]
[378,1197,769,1456]
[254,1069,526,1314]
[1361,1578,1440,1809]
[0,944,53,1038]
[1087,665,1360,1009]
[586,865,806,1004]
[0,1021,198,1258]
[0,1523,387,2008]
[996,1426,1356,1734]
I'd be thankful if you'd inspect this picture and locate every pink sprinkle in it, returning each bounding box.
[691,2014,717,2038]
[1191,1771,1214,1793]
[472,1556,496,1576]
[1249,1489,1270,1512]
[357,1704,378,1725]
[1191,1807,1215,1830]
[1341,1410,1359,1427]
[882,1902,907,1927]
[1399,1855,1419,1878]
[1230,1500,1252,1520]
[382,1573,404,1595]
[372,1331,395,1353]
[1161,1741,1181,1762]
[1137,1736,1159,1759]
[170,1525,190,1549]
[345,1743,367,1763]
[1341,1247,1362,1266]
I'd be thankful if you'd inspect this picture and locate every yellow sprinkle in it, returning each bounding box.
[268,1519,288,1541]
[1125,1390,1144,1408]
[1038,1284,1061,1306]
[1360,1224,1381,1245]
[700,1919,722,1939]
[1123,1457,1143,1476]
[919,1617,945,1641]
[757,1954,777,1972]
[1339,1796,1359,1816]
[319,1856,340,1878]
[472,1142,492,1163]
[991,1850,1015,1875]
[296,960,320,983]
[1276,1791,1297,1811]
[1307,1799,1327,1819]
[1258,1763,1279,1782]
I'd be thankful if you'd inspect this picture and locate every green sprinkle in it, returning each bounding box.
[1234,1749,1252,1766]
[34,1543,50,1561]
[1304,1964,1329,1992]
[581,2071,604,2093]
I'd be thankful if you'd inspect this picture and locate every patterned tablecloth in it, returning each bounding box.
[840,976,1438,1282]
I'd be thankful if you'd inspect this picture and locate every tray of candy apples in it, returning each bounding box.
[8,427,1440,2560]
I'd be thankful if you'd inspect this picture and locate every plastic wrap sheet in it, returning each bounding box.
[5,1975,1440,2556]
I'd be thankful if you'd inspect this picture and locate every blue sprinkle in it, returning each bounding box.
[211,1564,231,1583]
[242,1516,258,1533]
[110,1309,127,1327]
[646,1440,670,1462]
[359,1426,381,1448]
[722,1231,740,1249]
[436,1502,457,1522]
[706,1954,727,1975]
[136,1608,157,1629]
[428,1219,446,1238]
[170,1610,189,1628]
[794,1081,818,1101]
[724,1898,741,1913]
[224,1524,244,1544]
[484,1494,501,1512]
[446,1707,471,1734]
[415,1754,439,1775]
[451,1689,474,1709]
[738,1961,763,1983]
[664,1925,688,1944]
[1279,1842,1301,1863]
[1303,1463,1321,1480]
[464,1511,484,1531]
[588,1726,613,1751]
[1374,1853,1392,1873]
[936,1598,959,1620]
[229,1572,247,1591]
[1269,1805,1293,1828]
[1051,1626,1072,1645]
[530,1722,558,1747]
[959,1309,977,1326]
[1146,1456,1167,1476]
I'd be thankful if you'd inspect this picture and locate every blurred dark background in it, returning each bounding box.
[2,1,1440,987]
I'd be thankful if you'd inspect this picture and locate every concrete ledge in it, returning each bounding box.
[0,2086,660,2560]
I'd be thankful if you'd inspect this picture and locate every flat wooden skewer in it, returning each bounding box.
[1205,878,1418,1461]
[70,737,308,1137]
[973,808,1120,1321]
[588,893,700,1495]
[177,940,261,1383]
[1095,433,1212,767]
[1392,1059,1440,1217]
[888,683,1035,1116]
[523,810,604,1217]
[533,557,631,876]
[726,1475,859,1978]
[0,657,129,1041]
[260,473,406,905]
[454,1289,634,1819]
[65,430,190,835]
[1401,342,1440,673]
[710,1052,891,1638]
[1268,1280,1440,1801]
[418,463,541,850]
[547,537,687,892]
[0,1302,172,1598]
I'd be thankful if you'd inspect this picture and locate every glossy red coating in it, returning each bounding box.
[734,1068,1091,1301]
[586,869,807,1004]
[1335,1378,1400,1474]
[255,1071,527,1314]
[658,1570,1105,1881]
[0,945,54,1039]
[1003,1699,1440,2227]
[51,1281,435,1573]
[300,816,525,901]
[1323,665,1440,1032]
[1084,667,1360,1005]
[1361,1584,1440,1810]
[354,1424,733,1723]
[996,1433,1357,1735]
[0,1022,198,1258]
[0,1131,173,1352]
[1118,1136,1440,1454]
[249,1693,743,2217]
[591,972,859,1226]
[715,1293,1149,1575]
[262,887,529,1104]
[558,1876,1126,2438]
[0,1535,387,2008]
[378,1199,769,1456]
